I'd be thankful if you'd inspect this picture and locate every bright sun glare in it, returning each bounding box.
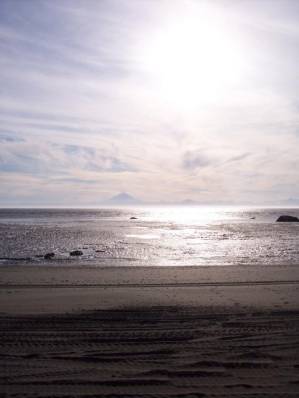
[141,5,245,108]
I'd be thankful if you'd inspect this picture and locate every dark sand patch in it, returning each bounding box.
[1,307,299,397]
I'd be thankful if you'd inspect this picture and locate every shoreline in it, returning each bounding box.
[1,264,299,315]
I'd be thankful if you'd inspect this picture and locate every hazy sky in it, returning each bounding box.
[1,0,299,206]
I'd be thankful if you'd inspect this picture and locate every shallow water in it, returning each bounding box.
[0,206,298,266]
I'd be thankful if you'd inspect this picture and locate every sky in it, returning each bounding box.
[0,0,299,206]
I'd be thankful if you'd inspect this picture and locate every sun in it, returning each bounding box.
[140,5,245,109]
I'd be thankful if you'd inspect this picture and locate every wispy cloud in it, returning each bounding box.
[182,150,212,170]
[0,139,135,176]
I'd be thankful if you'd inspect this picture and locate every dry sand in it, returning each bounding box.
[1,265,299,397]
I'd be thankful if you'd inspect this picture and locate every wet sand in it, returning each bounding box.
[1,265,299,397]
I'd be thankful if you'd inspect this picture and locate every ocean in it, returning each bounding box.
[0,206,298,267]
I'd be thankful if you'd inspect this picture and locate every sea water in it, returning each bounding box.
[0,206,298,267]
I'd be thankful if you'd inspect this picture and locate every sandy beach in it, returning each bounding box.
[1,265,299,397]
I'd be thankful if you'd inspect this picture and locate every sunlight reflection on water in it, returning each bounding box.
[141,206,234,225]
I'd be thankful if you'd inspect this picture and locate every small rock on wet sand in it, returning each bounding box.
[69,250,83,256]
[44,253,55,260]
[276,215,299,222]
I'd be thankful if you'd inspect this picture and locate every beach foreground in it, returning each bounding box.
[1,265,299,397]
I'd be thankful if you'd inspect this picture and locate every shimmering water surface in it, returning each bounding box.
[0,207,298,266]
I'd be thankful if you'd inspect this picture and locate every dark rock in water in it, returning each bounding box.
[44,252,55,260]
[70,250,83,256]
[130,216,138,220]
[276,215,299,222]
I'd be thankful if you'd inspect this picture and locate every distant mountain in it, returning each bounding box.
[105,192,142,205]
